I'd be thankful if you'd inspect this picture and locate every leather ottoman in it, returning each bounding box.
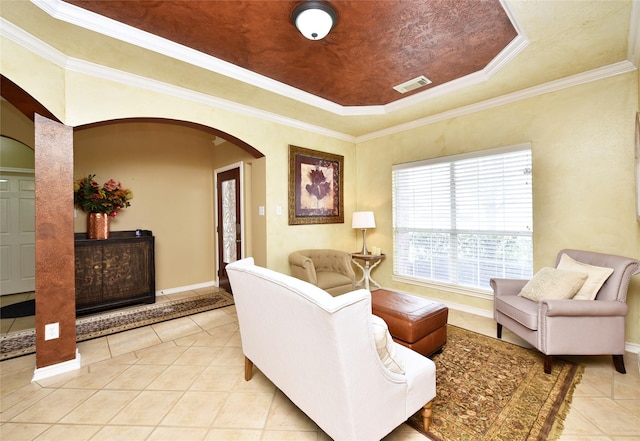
[371,289,448,357]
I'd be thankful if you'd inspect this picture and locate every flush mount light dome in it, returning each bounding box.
[291,1,338,40]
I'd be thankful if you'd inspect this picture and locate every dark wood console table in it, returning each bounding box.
[74,230,155,315]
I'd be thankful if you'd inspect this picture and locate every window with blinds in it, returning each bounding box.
[392,144,533,291]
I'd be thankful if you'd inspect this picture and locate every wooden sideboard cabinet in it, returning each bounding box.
[74,230,155,315]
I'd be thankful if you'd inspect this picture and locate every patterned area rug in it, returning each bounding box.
[408,325,583,441]
[0,291,234,361]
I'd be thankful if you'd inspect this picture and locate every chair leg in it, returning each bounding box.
[497,323,502,339]
[421,399,433,433]
[612,355,626,374]
[244,356,254,381]
[544,355,553,374]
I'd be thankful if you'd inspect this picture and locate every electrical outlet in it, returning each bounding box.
[45,323,59,340]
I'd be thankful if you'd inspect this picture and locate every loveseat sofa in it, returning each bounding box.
[227,258,436,441]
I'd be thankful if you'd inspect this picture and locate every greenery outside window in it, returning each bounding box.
[392,144,533,292]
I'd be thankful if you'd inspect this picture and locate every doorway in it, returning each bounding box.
[0,170,35,295]
[215,164,243,293]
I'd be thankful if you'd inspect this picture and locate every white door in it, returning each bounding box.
[0,170,36,295]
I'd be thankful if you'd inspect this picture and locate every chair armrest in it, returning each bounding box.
[540,299,628,317]
[490,278,528,297]
[289,253,318,285]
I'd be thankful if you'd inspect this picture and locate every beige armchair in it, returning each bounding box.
[289,249,356,296]
[492,249,639,374]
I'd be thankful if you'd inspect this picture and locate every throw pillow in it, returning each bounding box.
[518,267,587,302]
[371,315,405,374]
[556,253,614,300]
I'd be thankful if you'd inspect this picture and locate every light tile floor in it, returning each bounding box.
[1,292,639,441]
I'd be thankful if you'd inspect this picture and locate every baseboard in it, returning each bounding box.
[384,286,493,319]
[156,281,218,296]
[32,349,81,382]
[383,286,640,354]
[625,341,640,356]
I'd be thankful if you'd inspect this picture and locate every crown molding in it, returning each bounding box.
[357,60,637,143]
[0,16,67,67]
[0,17,355,142]
[2,12,637,143]
[382,34,529,114]
[30,0,358,115]
[382,0,529,114]
[31,0,529,117]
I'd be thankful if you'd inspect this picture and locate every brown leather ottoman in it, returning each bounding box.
[371,289,448,357]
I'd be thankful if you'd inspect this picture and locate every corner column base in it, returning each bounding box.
[32,349,81,382]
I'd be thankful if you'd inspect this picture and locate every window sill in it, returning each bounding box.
[391,275,494,300]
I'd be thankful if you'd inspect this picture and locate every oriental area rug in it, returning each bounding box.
[408,325,583,441]
[0,291,234,361]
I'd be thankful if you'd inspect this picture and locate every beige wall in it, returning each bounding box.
[1,100,35,149]
[58,69,358,275]
[2,37,639,345]
[356,72,640,343]
[2,41,358,280]
[73,123,220,290]
[1,136,34,169]
[73,123,271,291]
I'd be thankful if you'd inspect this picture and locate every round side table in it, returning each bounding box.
[350,253,385,291]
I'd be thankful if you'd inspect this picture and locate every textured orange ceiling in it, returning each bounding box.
[65,0,517,107]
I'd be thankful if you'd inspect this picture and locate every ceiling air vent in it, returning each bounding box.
[393,75,432,94]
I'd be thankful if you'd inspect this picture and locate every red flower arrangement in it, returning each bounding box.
[74,174,133,217]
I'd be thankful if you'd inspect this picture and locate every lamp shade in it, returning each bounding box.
[291,1,338,40]
[352,211,376,229]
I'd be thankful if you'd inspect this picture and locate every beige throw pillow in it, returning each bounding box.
[518,267,587,302]
[556,253,614,300]
[371,315,405,374]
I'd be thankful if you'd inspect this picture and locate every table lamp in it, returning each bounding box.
[352,211,376,254]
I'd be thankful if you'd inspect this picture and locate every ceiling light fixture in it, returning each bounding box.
[291,1,338,41]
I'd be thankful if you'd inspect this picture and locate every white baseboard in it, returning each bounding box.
[625,341,640,356]
[385,286,493,319]
[32,349,81,382]
[156,281,217,296]
[384,286,640,355]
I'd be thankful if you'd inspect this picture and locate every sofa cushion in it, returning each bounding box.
[556,253,614,300]
[495,294,540,330]
[371,315,405,374]
[518,267,587,302]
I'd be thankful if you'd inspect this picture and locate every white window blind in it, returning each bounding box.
[392,144,533,290]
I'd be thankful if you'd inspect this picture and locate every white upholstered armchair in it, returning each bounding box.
[492,249,640,374]
[227,258,436,440]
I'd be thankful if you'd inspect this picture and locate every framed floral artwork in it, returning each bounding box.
[288,145,344,225]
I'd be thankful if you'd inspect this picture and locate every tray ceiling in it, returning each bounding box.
[64,0,518,107]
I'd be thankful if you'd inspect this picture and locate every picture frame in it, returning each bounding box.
[288,145,344,225]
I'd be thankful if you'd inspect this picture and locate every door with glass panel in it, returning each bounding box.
[216,167,241,293]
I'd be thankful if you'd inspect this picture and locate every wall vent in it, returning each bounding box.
[393,75,432,94]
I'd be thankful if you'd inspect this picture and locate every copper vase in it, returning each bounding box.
[87,212,110,240]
